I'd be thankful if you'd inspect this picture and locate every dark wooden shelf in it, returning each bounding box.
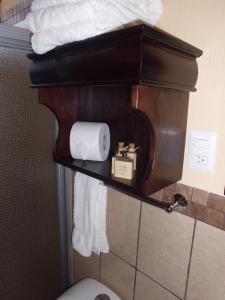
[28,24,202,92]
[28,24,203,206]
[56,156,170,209]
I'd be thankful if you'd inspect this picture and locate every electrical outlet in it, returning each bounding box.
[192,155,208,166]
[188,131,217,174]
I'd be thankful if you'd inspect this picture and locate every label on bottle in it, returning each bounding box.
[127,152,137,170]
[114,159,133,180]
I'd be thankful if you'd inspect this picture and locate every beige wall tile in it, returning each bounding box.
[186,221,225,300]
[73,250,100,282]
[138,203,195,298]
[107,189,140,265]
[135,272,179,300]
[100,252,135,300]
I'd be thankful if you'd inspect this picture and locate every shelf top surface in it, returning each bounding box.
[28,24,202,61]
[56,157,171,210]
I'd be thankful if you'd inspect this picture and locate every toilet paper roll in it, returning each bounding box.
[70,122,110,161]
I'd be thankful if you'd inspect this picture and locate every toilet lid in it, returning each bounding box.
[58,278,121,300]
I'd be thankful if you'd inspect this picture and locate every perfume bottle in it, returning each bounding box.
[111,142,127,175]
[127,143,137,170]
[114,156,134,180]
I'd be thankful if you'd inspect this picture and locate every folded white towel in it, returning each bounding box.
[31,0,84,11]
[27,1,162,33]
[72,172,109,257]
[31,0,162,16]
[25,0,163,54]
[27,2,102,33]
[31,19,110,54]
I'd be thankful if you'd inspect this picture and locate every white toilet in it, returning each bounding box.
[58,278,121,300]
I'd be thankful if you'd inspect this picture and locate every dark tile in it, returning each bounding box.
[162,183,177,203]
[150,189,163,201]
[204,208,224,230]
[208,193,225,213]
[192,188,209,206]
[189,201,205,222]
[177,183,193,201]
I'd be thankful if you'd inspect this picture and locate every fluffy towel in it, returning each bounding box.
[28,0,162,33]
[25,0,163,54]
[31,0,83,11]
[27,2,101,33]
[31,0,161,16]
[72,172,109,257]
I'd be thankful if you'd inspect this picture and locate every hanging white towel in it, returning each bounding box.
[72,172,109,257]
[24,0,163,54]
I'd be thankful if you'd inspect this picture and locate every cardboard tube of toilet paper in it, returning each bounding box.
[70,122,110,161]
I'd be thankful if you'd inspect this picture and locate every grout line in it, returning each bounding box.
[133,201,143,300]
[137,269,182,300]
[184,219,197,299]
[109,203,182,300]
[110,250,135,268]
[132,268,137,300]
[135,201,143,267]
[101,249,182,300]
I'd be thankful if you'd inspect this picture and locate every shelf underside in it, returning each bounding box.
[56,157,171,210]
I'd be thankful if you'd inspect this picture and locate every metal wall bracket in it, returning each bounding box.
[166,194,188,213]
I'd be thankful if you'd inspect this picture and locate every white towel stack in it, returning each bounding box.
[72,172,109,257]
[24,0,163,54]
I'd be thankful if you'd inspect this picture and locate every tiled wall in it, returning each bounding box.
[0,0,32,25]
[151,183,225,231]
[73,186,225,300]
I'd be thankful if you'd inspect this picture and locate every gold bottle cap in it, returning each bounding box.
[118,142,125,149]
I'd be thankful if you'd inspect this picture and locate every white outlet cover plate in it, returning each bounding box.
[188,130,217,174]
